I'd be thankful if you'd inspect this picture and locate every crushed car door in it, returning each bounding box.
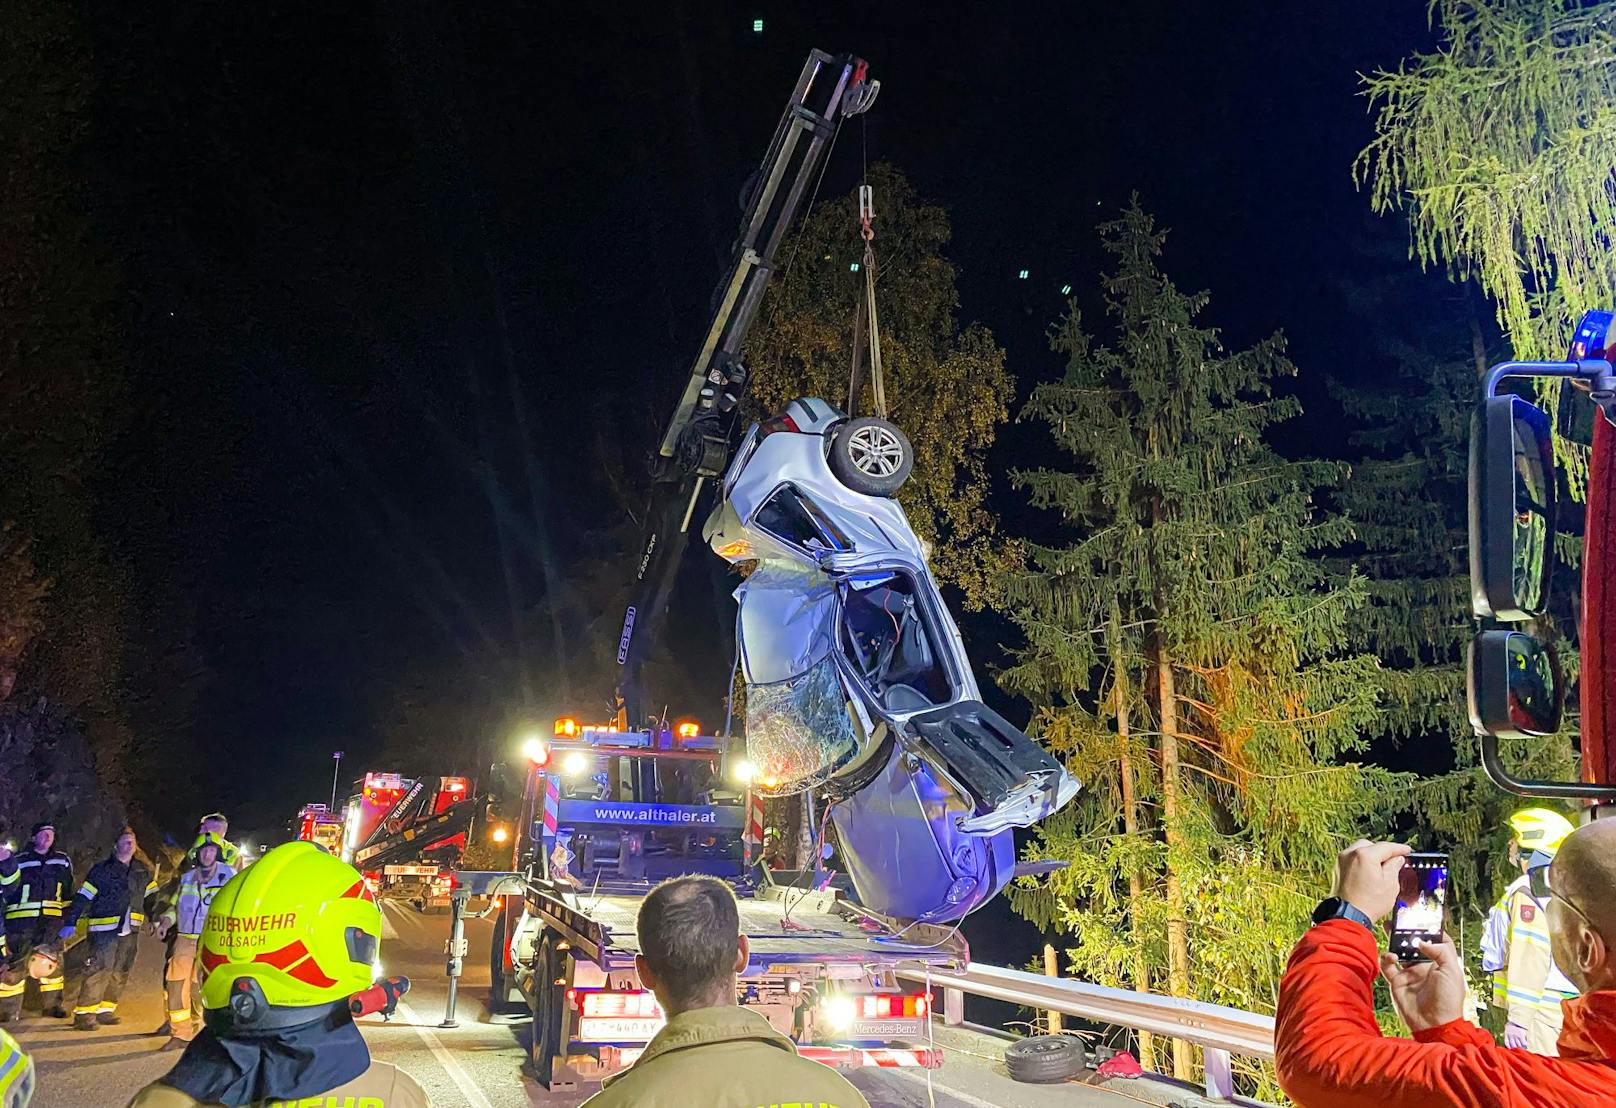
[822,550,1081,835]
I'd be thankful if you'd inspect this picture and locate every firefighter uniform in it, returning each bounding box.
[61,850,156,1027]
[1482,873,1579,1054]
[0,842,73,1019]
[156,836,235,1043]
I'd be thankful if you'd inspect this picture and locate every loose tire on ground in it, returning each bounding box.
[1005,1034,1088,1083]
[828,417,914,497]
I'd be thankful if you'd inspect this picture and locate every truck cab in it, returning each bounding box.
[480,715,961,1089]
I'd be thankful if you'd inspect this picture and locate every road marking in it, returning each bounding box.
[887,1067,1001,1108]
[397,1000,496,1108]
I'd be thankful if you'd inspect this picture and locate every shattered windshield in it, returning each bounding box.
[744,653,858,793]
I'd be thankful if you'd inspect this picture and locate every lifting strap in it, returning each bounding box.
[848,184,887,420]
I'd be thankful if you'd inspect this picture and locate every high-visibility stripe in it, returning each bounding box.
[130,913,146,924]
[73,1005,98,1015]
[0,1046,25,1097]
[78,883,98,897]
[98,1002,116,1013]
[0,981,24,999]
[167,1009,191,1021]
[87,916,119,926]
[5,909,40,920]
[38,979,62,991]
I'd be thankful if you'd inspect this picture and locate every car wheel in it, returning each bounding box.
[1005,1035,1087,1083]
[829,417,913,496]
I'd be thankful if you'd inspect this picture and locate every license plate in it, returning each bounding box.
[849,1019,924,1039]
[578,1017,664,1041]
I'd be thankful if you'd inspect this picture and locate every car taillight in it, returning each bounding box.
[760,414,800,436]
[579,990,664,1019]
[856,994,927,1019]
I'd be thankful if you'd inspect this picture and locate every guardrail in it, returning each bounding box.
[896,961,1275,1102]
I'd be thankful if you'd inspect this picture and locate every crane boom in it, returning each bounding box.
[616,51,878,726]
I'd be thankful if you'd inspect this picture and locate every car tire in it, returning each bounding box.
[829,417,913,497]
[1005,1035,1087,1083]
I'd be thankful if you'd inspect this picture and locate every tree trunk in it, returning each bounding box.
[1115,676,1157,1070]
[1156,652,1195,1081]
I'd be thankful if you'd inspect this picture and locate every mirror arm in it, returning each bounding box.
[1484,360,1616,424]
[1478,731,1616,801]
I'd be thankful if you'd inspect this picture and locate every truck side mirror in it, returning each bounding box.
[1468,629,1562,738]
[1469,395,1556,620]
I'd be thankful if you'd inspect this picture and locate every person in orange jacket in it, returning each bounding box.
[1275,820,1616,1107]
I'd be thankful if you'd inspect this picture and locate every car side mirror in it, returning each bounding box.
[1469,395,1556,620]
[1468,629,1562,739]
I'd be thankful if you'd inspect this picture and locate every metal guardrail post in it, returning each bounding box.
[944,987,964,1026]
[441,890,469,1028]
[1203,1047,1234,1100]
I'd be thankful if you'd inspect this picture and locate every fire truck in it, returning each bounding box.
[294,803,345,856]
[338,771,480,875]
[1466,308,1616,804]
[474,715,960,1089]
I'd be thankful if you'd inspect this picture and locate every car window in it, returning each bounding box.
[754,485,851,553]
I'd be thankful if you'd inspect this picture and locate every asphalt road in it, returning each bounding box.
[19,902,1219,1108]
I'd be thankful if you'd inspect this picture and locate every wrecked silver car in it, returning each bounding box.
[704,398,1080,922]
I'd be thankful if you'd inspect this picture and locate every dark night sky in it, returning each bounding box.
[78,1,1455,837]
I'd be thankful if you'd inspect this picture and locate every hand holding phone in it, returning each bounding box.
[1388,852,1449,962]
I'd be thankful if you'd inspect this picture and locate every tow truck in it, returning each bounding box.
[475,715,961,1088]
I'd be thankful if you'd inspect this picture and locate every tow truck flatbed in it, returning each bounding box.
[526,881,967,971]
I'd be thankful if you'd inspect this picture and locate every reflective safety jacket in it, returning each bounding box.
[1481,874,1578,1023]
[128,1058,429,1108]
[0,849,73,922]
[160,862,235,939]
[1276,919,1616,1107]
[580,1004,872,1108]
[62,854,156,935]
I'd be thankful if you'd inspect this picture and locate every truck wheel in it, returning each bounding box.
[488,911,509,1010]
[828,417,913,497]
[1005,1035,1087,1083]
[528,936,568,1088]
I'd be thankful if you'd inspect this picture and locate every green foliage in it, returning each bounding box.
[745,164,1017,606]
[1358,0,1616,492]
[1003,202,1401,1095]
[1359,0,1616,363]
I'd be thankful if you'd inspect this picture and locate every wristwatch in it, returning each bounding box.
[1311,897,1374,932]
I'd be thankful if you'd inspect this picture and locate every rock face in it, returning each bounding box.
[0,695,127,867]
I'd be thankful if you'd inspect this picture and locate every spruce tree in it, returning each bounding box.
[1003,202,1397,1092]
[1328,291,1581,983]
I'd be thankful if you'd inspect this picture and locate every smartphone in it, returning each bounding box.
[1389,852,1449,962]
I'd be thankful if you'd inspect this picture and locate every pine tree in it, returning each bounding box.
[1328,284,1581,987]
[1003,202,1398,1093]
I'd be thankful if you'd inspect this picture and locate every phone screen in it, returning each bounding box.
[1389,852,1449,961]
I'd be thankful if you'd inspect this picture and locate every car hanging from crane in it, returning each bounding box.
[614,51,1080,925]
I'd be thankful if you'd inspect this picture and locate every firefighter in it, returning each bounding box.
[1480,807,1579,1054]
[0,823,73,1021]
[59,827,157,1030]
[129,842,428,1107]
[152,832,235,1049]
[193,814,240,869]
[0,1028,36,1108]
